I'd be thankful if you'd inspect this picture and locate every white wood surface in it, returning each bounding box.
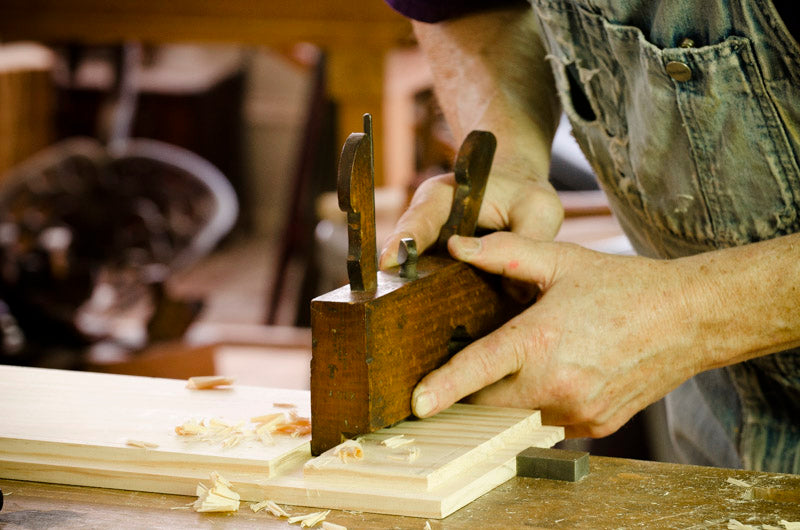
[0,366,564,518]
[305,404,555,491]
[0,365,312,481]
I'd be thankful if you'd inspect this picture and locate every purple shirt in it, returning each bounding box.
[384,0,524,23]
[384,0,798,40]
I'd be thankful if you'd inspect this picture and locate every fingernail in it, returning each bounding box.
[379,247,397,269]
[451,235,481,257]
[412,389,437,417]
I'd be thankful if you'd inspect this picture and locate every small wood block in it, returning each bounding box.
[516,447,589,482]
[310,256,525,455]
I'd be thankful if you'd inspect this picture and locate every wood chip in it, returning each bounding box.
[273,402,298,409]
[125,439,159,449]
[381,434,414,448]
[174,411,309,448]
[727,520,757,530]
[288,510,330,527]
[251,412,286,426]
[780,522,800,530]
[175,420,206,436]
[321,522,348,530]
[272,413,312,437]
[387,446,420,463]
[333,439,364,463]
[250,499,291,517]
[726,477,753,488]
[192,472,240,513]
[186,376,235,390]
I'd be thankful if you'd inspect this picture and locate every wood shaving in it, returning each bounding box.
[288,510,330,527]
[175,419,205,436]
[726,477,753,488]
[250,499,291,517]
[387,446,420,463]
[125,439,159,449]
[192,471,240,513]
[174,411,311,448]
[186,376,235,390]
[333,439,364,463]
[321,522,348,530]
[273,402,298,409]
[726,520,800,530]
[272,411,312,437]
[251,412,286,426]
[381,434,414,448]
[424,522,432,530]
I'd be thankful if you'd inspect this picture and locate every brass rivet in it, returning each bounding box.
[666,61,692,82]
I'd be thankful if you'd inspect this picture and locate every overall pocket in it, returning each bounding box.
[535,0,800,252]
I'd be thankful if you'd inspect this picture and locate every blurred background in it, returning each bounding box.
[0,2,667,462]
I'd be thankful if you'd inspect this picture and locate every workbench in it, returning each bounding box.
[2,456,799,528]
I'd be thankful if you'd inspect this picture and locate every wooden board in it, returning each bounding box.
[0,365,312,482]
[0,366,563,518]
[305,404,557,491]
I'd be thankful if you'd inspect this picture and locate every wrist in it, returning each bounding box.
[674,236,800,372]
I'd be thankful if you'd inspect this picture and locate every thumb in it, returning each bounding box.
[411,319,528,418]
[448,232,560,288]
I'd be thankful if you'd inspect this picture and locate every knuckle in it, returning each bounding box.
[414,173,455,199]
[467,345,502,386]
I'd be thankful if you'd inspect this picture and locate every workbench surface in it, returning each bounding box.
[2,456,798,529]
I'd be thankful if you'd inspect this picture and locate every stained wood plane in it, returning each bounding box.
[310,115,528,455]
[0,365,563,519]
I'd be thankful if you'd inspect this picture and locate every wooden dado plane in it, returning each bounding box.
[310,114,527,455]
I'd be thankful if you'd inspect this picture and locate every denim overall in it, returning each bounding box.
[529,0,800,472]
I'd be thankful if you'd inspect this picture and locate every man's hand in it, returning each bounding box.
[379,170,563,269]
[411,232,714,438]
[379,5,563,269]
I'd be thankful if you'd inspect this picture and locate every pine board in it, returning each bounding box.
[0,365,312,480]
[305,404,554,491]
[0,366,563,518]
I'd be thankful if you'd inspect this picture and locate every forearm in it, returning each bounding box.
[678,232,800,371]
[412,6,560,180]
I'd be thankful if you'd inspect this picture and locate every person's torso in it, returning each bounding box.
[529,0,800,472]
